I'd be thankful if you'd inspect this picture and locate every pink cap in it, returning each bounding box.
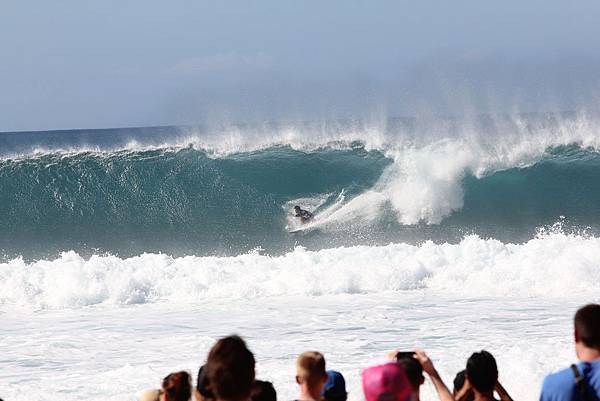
[362,363,412,401]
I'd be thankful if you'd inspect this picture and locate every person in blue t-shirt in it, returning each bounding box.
[540,304,600,401]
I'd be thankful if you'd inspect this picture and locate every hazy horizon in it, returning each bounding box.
[2,1,600,132]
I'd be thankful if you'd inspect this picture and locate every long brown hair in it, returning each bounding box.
[205,335,255,401]
[162,371,191,401]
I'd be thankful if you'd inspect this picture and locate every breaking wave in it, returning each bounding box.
[1,231,599,309]
[2,111,600,259]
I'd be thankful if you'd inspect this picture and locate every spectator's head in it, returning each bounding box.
[205,335,256,401]
[294,206,301,211]
[466,351,498,394]
[396,356,424,392]
[196,365,214,401]
[296,351,328,398]
[574,304,600,357]
[162,371,192,401]
[362,363,411,401]
[453,370,466,395]
[452,370,474,401]
[322,370,347,401]
[251,380,277,401]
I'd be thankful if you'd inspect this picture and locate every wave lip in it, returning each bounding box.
[2,232,599,310]
[2,111,599,158]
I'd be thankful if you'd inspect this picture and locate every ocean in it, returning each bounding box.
[1,112,599,400]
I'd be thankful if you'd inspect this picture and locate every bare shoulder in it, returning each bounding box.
[139,388,160,401]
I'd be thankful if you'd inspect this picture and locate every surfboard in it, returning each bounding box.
[286,218,320,233]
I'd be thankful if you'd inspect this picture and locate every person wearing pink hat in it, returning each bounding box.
[362,362,412,401]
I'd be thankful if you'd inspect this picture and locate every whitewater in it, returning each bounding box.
[1,112,600,401]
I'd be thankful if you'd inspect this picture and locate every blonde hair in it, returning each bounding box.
[296,351,326,385]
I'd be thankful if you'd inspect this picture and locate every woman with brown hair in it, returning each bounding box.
[139,371,192,401]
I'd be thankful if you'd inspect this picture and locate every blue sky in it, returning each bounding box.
[2,1,600,131]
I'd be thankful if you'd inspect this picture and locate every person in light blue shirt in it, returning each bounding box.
[540,304,600,401]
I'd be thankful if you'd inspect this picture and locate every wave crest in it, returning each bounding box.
[2,232,599,309]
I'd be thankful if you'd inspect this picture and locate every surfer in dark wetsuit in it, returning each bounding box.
[294,205,313,223]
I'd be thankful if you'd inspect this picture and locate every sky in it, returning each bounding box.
[1,1,600,132]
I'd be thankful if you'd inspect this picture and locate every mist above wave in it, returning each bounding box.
[0,111,597,157]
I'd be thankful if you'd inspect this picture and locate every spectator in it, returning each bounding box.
[139,371,192,401]
[295,351,328,401]
[540,304,600,401]
[196,365,214,401]
[453,370,473,401]
[396,354,425,401]
[456,351,512,401]
[362,362,412,401]
[322,370,348,401]
[453,370,467,394]
[205,335,256,401]
[392,350,454,401]
[251,380,277,401]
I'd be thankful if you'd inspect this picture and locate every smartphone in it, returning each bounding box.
[395,351,416,360]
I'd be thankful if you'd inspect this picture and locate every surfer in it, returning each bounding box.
[294,205,313,223]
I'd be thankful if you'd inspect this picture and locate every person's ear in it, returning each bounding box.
[420,375,425,385]
[296,376,301,385]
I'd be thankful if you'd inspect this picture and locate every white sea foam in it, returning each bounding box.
[2,232,599,310]
[1,292,586,401]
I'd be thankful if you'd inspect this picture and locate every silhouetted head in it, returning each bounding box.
[466,351,498,393]
[453,370,474,401]
[251,380,277,401]
[197,365,214,400]
[396,356,424,391]
[294,206,301,211]
[453,370,467,395]
[575,304,600,351]
[322,370,348,401]
[205,335,256,401]
[162,371,192,401]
